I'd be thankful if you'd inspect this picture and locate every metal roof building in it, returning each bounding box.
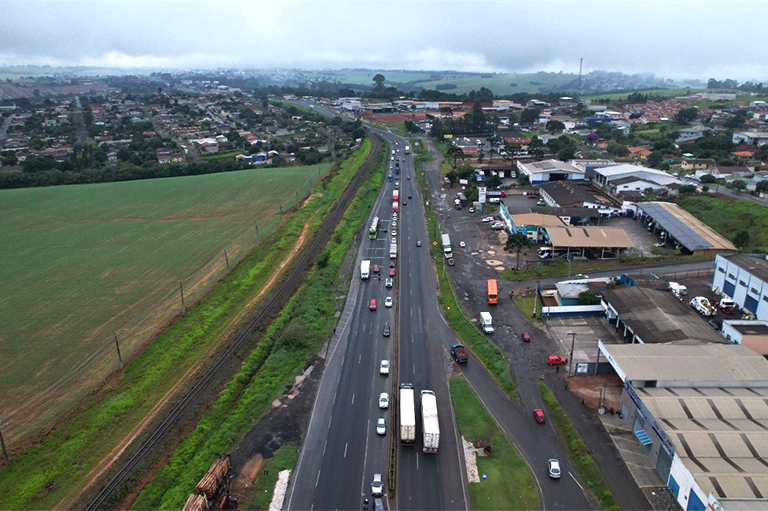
[638,202,736,255]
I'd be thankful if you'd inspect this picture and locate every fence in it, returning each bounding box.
[1,166,329,445]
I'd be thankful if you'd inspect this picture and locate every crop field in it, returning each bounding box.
[0,165,326,440]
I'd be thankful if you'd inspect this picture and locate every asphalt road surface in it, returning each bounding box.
[286,124,467,510]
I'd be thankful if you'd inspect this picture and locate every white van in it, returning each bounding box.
[668,282,688,297]
[479,312,494,334]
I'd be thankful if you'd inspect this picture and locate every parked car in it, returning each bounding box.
[547,356,567,366]
[468,207,475,213]
[482,216,494,223]
[376,418,386,435]
[521,332,531,342]
[534,408,546,423]
[573,274,589,280]
[653,242,665,247]
[369,299,377,311]
[536,201,545,206]
[378,393,389,409]
[548,459,561,479]
[380,359,390,374]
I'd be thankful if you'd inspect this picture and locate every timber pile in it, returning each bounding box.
[196,456,231,499]
[182,494,209,511]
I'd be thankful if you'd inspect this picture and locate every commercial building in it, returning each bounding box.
[568,158,619,181]
[712,254,768,321]
[538,180,621,215]
[599,342,768,511]
[516,159,584,184]
[732,131,768,147]
[721,320,768,355]
[637,202,736,256]
[592,164,684,198]
[540,225,634,258]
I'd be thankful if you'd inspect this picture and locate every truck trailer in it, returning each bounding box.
[441,233,453,259]
[400,384,416,444]
[421,390,440,453]
[361,260,371,279]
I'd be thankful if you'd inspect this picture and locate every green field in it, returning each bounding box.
[0,165,326,440]
[414,72,576,95]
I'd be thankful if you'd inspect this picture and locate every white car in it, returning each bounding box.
[548,459,561,479]
[392,229,397,236]
[482,216,494,223]
[379,392,389,409]
[372,473,383,496]
[459,241,466,248]
[376,418,386,435]
[380,359,390,374]
[653,242,665,247]
[385,296,393,308]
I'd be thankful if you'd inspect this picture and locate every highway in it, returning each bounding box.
[286,116,468,510]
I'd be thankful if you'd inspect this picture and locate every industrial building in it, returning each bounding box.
[599,342,768,511]
[721,320,768,355]
[516,159,584,184]
[712,254,768,321]
[540,225,634,258]
[637,202,737,256]
[538,180,621,215]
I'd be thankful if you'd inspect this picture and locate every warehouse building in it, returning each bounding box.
[637,202,736,256]
[516,159,584,184]
[540,225,634,258]
[712,254,768,321]
[599,342,768,511]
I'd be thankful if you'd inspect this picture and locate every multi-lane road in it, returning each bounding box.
[285,103,597,510]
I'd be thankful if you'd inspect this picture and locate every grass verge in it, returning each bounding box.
[0,141,374,511]
[414,153,516,398]
[513,296,542,321]
[450,378,538,510]
[538,381,620,511]
[132,141,387,509]
[242,443,299,509]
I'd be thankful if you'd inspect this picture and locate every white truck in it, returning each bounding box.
[479,311,494,334]
[405,145,410,154]
[690,296,716,316]
[441,233,453,259]
[668,281,688,297]
[390,243,398,260]
[420,390,440,453]
[361,260,371,280]
[400,384,416,445]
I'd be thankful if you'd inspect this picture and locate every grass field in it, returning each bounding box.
[679,195,768,252]
[451,378,538,510]
[0,165,327,441]
[582,88,707,102]
[414,72,575,95]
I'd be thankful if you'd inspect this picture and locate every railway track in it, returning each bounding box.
[85,135,383,510]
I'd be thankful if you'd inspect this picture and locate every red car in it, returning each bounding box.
[373,264,380,274]
[389,268,396,277]
[533,408,546,424]
[547,356,567,366]
[407,176,410,180]
[521,332,531,342]
[369,299,377,311]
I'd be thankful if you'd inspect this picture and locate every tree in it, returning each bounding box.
[679,184,698,195]
[486,174,502,188]
[546,120,566,134]
[646,151,663,168]
[446,145,465,168]
[607,143,629,157]
[755,180,768,195]
[558,145,577,162]
[372,74,386,90]
[675,107,698,123]
[505,233,530,270]
[730,179,747,191]
[578,290,601,305]
[520,107,541,125]
[733,229,750,251]
[699,174,718,183]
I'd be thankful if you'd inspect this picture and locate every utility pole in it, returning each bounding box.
[578,58,584,95]
[179,280,186,315]
[568,331,577,376]
[224,248,230,272]
[532,274,542,318]
[114,332,123,370]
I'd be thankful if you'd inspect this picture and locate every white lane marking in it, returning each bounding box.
[344,442,348,458]
[413,364,415,375]
[315,470,321,487]
[333,391,337,405]
[351,392,355,405]
[410,309,413,317]
[411,334,414,344]
[363,324,366,332]
[358,354,362,364]
[569,471,587,493]
[328,415,332,428]
[323,440,327,456]
[416,452,419,470]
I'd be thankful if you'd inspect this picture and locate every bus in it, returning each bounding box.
[487,279,498,305]
[393,190,399,202]
[369,216,379,240]
[393,201,399,212]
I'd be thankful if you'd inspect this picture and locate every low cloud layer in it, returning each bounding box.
[1,1,766,81]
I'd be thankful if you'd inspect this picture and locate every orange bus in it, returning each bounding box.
[487,279,498,305]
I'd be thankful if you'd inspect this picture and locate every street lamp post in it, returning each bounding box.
[567,331,577,376]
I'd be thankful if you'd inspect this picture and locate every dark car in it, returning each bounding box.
[521,332,531,342]
[533,408,546,423]
[383,322,390,337]
[389,261,395,268]
[547,356,567,366]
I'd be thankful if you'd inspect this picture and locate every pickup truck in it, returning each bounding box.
[451,343,468,363]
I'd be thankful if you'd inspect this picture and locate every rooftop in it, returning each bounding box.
[602,343,768,384]
[509,213,565,227]
[538,181,610,206]
[601,286,728,345]
[543,226,634,249]
[721,254,768,284]
[725,320,768,336]
[521,159,583,174]
[639,202,736,252]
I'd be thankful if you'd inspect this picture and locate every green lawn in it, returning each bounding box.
[513,296,542,321]
[582,88,708,102]
[450,379,538,510]
[679,195,768,252]
[0,165,327,441]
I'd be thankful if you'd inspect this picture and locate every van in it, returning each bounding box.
[479,312,494,334]
[668,282,688,296]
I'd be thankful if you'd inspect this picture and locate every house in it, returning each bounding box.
[675,125,712,144]
[712,165,752,181]
[669,158,715,173]
[453,139,479,156]
[732,131,768,146]
[537,133,561,145]
[627,147,652,160]
[502,135,530,147]
[731,150,755,162]
[516,159,584,184]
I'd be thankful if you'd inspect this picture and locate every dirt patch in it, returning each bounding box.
[566,373,623,410]
[462,437,480,483]
[230,454,265,498]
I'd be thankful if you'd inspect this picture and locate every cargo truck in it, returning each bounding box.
[405,145,410,154]
[421,390,440,453]
[390,243,397,259]
[479,311,494,334]
[361,260,371,279]
[400,383,416,444]
[450,343,468,363]
[441,233,452,259]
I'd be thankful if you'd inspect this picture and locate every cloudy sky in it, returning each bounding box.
[1,1,766,81]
